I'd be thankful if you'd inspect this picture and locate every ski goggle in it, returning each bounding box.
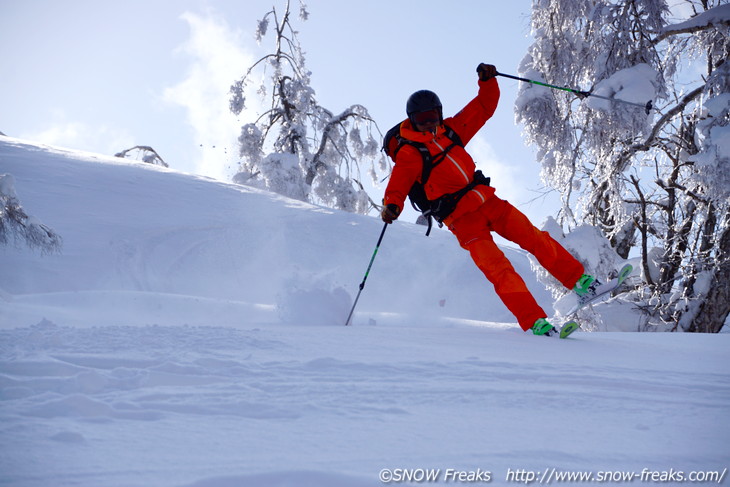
[411,109,440,125]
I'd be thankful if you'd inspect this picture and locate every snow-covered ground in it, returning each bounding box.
[1,136,728,486]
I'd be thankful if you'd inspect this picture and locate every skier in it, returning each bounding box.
[381,63,599,336]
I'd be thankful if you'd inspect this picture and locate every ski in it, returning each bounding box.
[566,263,634,316]
[559,320,580,339]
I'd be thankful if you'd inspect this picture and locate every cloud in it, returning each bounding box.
[164,10,261,180]
[469,134,522,202]
[469,134,558,226]
[21,120,134,157]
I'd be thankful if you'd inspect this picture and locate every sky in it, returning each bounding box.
[0,0,564,226]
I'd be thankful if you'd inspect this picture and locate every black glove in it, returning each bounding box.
[477,63,497,82]
[381,204,401,224]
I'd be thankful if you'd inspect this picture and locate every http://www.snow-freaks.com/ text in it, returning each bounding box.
[378,466,728,484]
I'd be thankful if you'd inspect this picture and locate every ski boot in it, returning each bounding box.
[532,318,580,339]
[574,273,602,305]
[531,318,557,337]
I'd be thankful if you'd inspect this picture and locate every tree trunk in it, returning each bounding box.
[688,214,730,333]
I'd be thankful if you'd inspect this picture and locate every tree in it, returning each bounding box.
[228,0,386,214]
[518,0,729,332]
[115,146,169,168]
[0,173,62,254]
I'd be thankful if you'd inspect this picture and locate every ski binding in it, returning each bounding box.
[566,263,633,316]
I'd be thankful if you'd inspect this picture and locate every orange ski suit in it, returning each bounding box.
[383,77,585,331]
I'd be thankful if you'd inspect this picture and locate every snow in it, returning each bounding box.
[690,92,730,201]
[1,135,729,486]
[0,173,18,199]
[694,93,730,161]
[585,64,658,112]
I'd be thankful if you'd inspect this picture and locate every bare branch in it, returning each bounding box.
[115,146,168,168]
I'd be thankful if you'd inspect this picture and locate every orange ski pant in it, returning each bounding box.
[448,194,585,331]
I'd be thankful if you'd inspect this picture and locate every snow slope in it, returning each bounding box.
[1,136,728,487]
[0,136,534,328]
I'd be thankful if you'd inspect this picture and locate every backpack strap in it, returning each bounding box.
[385,122,463,184]
[414,124,463,186]
[429,170,491,223]
[443,125,463,147]
[422,142,457,184]
[384,122,474,236]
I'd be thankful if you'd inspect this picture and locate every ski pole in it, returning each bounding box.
[344,221,388,326]
[497,72,653,114]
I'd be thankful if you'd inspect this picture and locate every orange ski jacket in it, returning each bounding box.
[383,77,500,225]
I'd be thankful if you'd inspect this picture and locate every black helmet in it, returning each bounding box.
[406,90,443,124]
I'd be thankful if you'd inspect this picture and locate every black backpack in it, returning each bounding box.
[382,121,490,235]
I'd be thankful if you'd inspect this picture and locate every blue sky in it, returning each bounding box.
[1,0,562,225]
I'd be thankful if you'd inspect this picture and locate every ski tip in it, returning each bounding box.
[559,320,580,339]
[618,263,634,282]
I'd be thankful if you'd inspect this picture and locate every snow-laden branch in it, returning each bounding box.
[653,3,730,45]
[627,84,705,155]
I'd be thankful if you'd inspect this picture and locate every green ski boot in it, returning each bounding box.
[532,317,580,339]
[531,318,557,336]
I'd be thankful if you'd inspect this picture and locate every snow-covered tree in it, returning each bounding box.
[518,0,729,332]
[0,173,62,254]
[229,0,385,214]
[115,146,169,168]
